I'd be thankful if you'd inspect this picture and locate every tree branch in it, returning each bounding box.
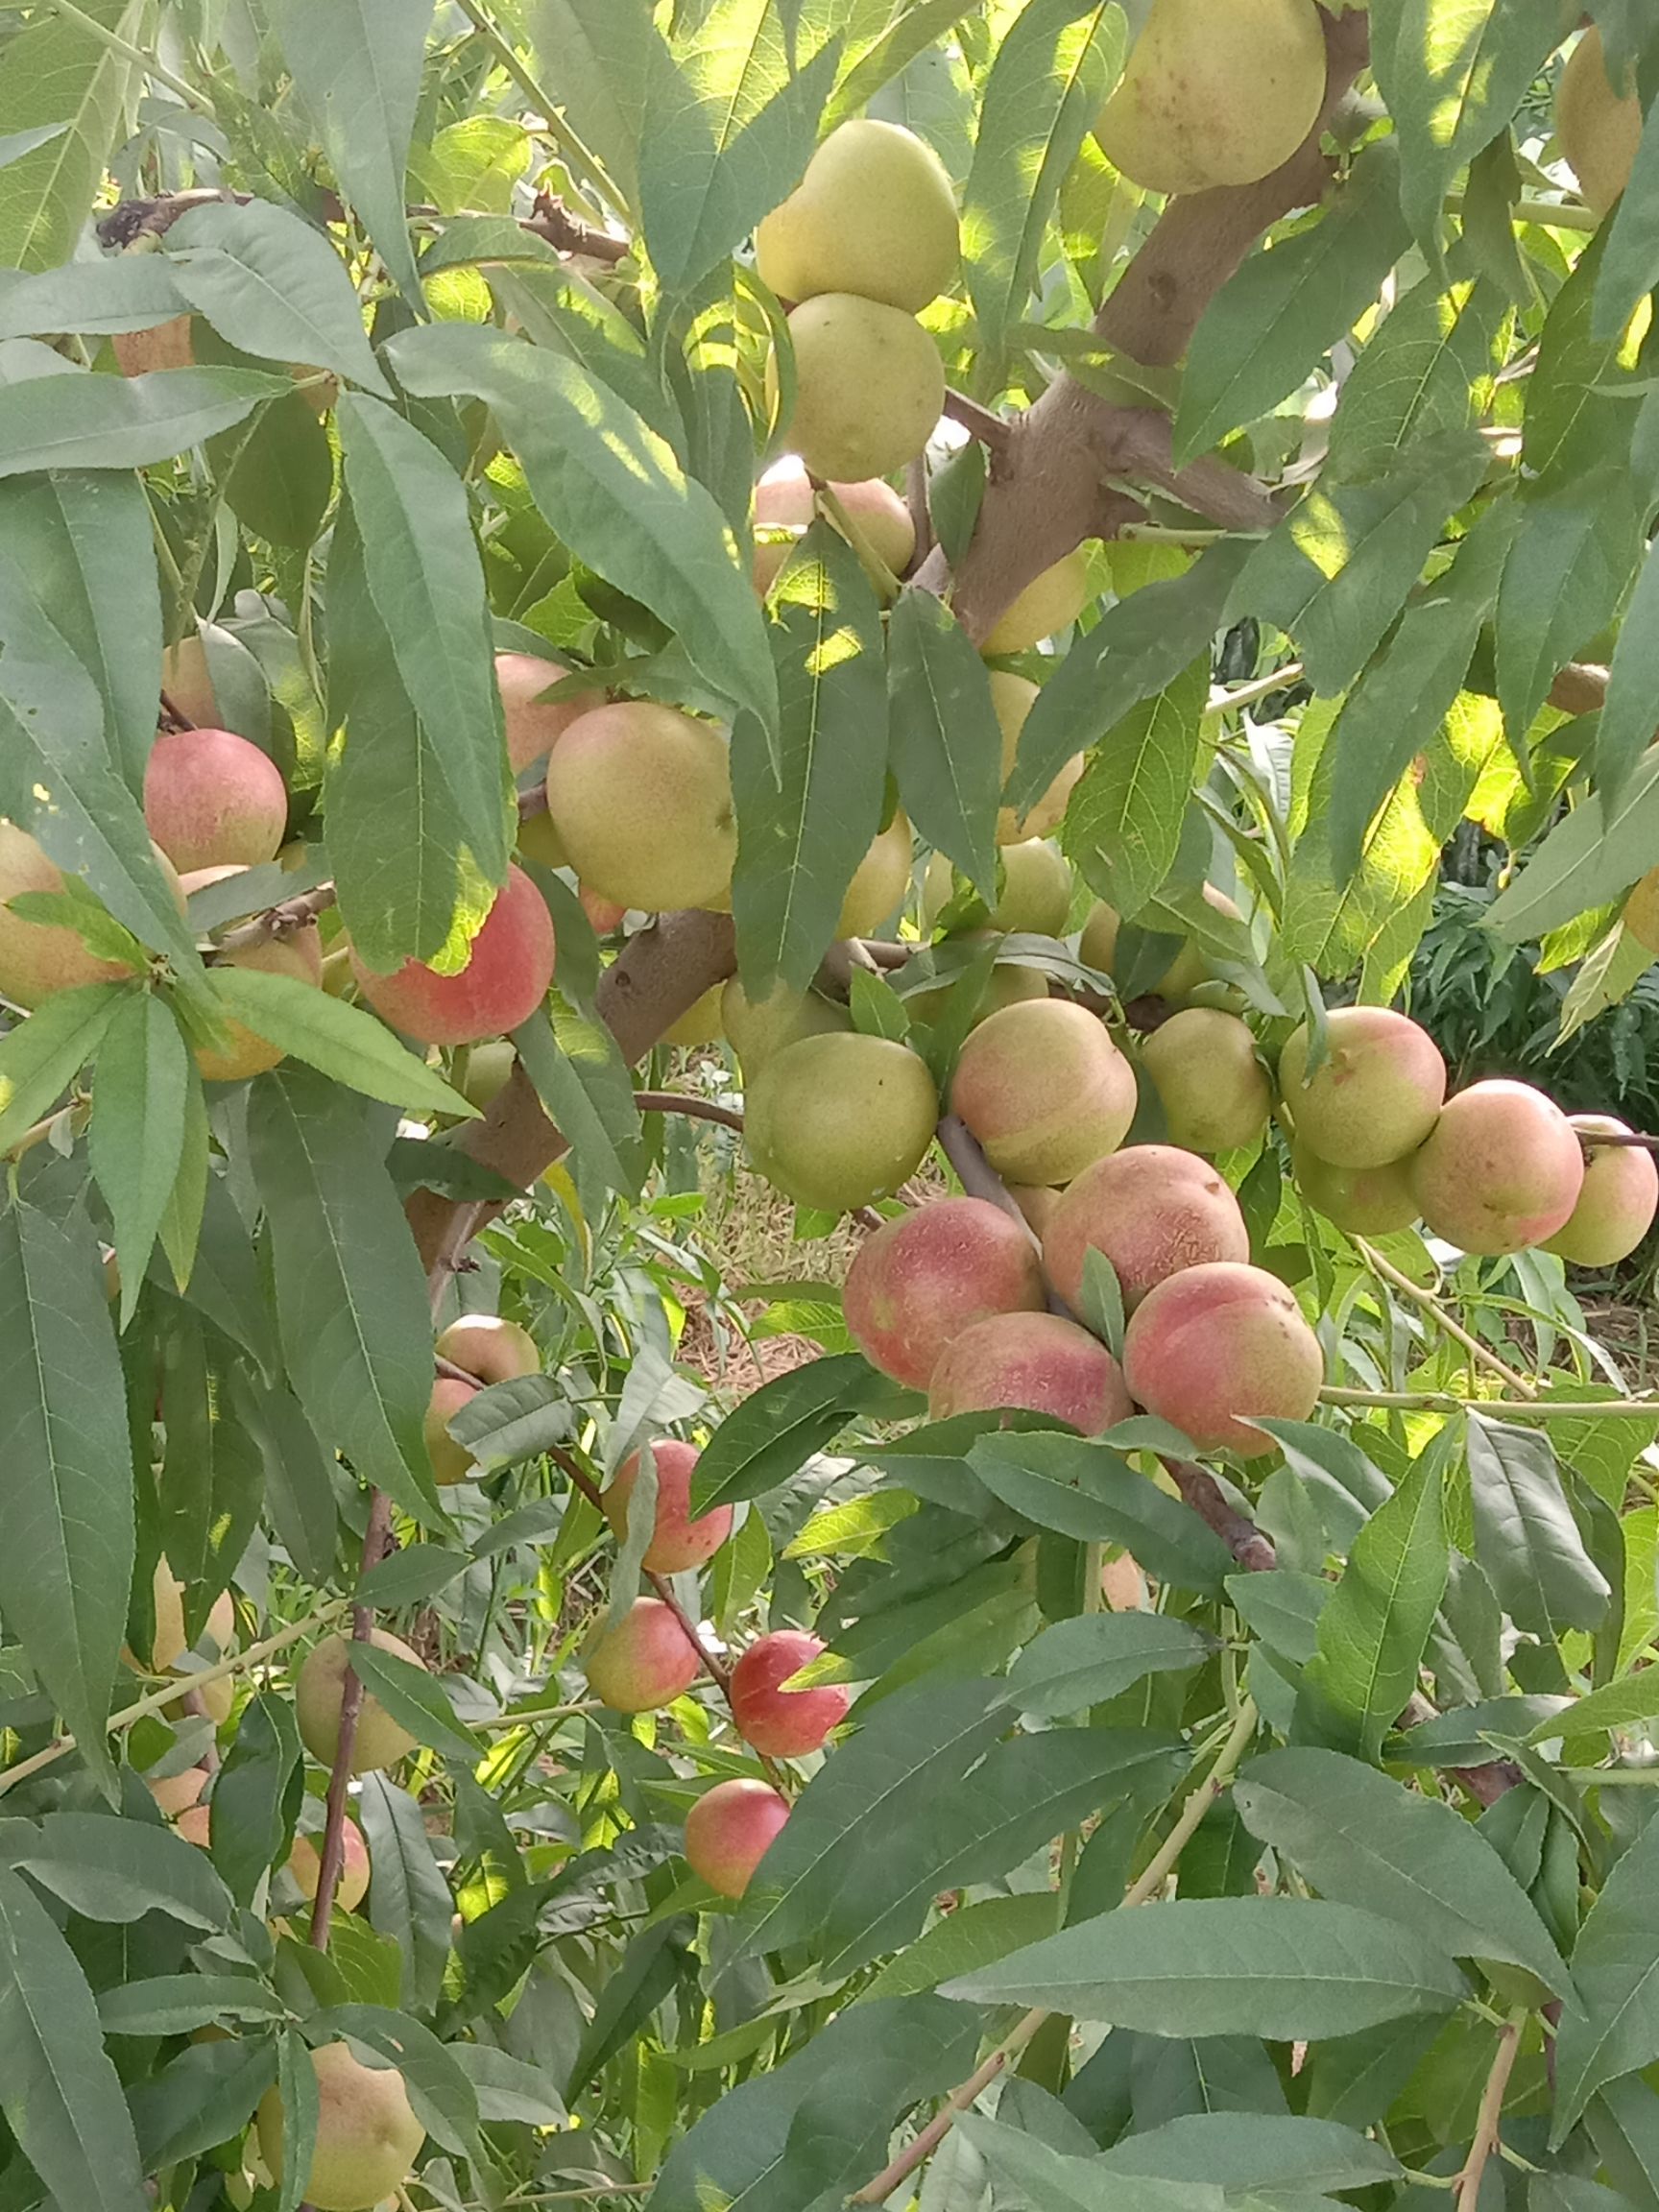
[308,1490,394,1948]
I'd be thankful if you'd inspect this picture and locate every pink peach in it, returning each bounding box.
[351,865,555,1046]
[1121,1260,1323,1458]
[144,727,289,872]
[1042,1144,1249,1312]
[605,1439,733,1573]
[927,1310,1133,1434]
[730,1630,849,1756]
[843,1197,1046,1389]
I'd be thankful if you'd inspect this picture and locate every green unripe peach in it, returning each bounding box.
[979,550,1092,656]
[908,944,1049,1028]
[544,703,735,915]
[1079,883,1242,1002]
[991,671,1082,845]
[1557,27,1642,218]
[756,119,959,312]
[295,1630,425,1776]
[436,1313,539,1383]
[720,977,849,1071]
[424,1378,478,1486]
[987,840,1072,936]
[1142,1008,1271,1154]
[753,464,917,595]
[460,1040,517,1110]
[1292,1143,1421,1237]
[773,295,945,483]
[1543,1115,1658,1267]
[747,1031,939,1213]
[838,813,912,937]
[1624,865,1659,954]
[1277,1006,1446,1169]
[664,981,725,1048]
[256,2042,423,2212]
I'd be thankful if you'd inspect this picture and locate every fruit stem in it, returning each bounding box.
[1202,663,1304,720]
[308,1489,394,1950]
[634,1091,746,1135]
[1354,1238,1539,1399]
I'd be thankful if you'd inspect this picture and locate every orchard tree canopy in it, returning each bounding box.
[11,1,1659,2208]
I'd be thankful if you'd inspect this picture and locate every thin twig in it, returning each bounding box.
[217,882,337,952]
[308,1491,394,1949]
[157,688,195,732]
[1321,1386,1659,1418]
[1123,1695,1259,1906]
[1355,1238,1539,1398]
[634,1092,745,1135]
[1165,1459,1277,1574]
[1454,2005,1529,2211]
[934,1115,1039,1243]
[39,0,207,108]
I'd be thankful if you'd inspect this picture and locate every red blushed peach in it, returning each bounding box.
[1544,1115,1659,1266]
[144,727,289,872]
[289,1820,372,1912]
[684,1777,791,1898]
[927,1310,1133,1434]
[579,883,629,933]
[730,1630,850,1757]
[1121,1260,1323,1458]
[1410,1080,1585,1256]
[351,865,555,1046]
[1043,1143,1249,1312]
[584,1599,703,1713]
[495,651,595,774]
[435,1313,539,1383]
[1277,1005,1446,1168]
[843,1197,1046,1390]
[950,998,1138,1186]
[0,822,184,1008]
[605,1439,733,1574]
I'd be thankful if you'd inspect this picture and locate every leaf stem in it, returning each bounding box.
[1354,1238,1539,1398]
[1320,1386,1659,1419]
[1121,1695,1258,1908]
[38,0,209,110]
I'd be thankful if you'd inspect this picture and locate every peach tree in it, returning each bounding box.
[4,2,1659,2209]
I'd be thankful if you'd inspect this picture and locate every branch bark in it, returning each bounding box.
[307,1491,394,1949]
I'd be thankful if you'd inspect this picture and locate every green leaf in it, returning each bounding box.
[1596,93,1659,340]
[969,1433,1234,1593]
[131,2034,278,2176]
[0,0,131,273]
[1010,540,1251,813]
[0,253,188,339]
[1596,531,1659,808]
[739,1676,1009,1953]
[203,966,478,1118]
[527,0,651,207]
[1370,0,1567,260]
[1554,1810,1659,2139]
[860,1892,1060,2002]
[310,2003,480,2155]
[0,362,287,476]
[0,983,122,1151]
[1299,1447,1448,1762]
[1521,228,1637,491]
[0,1863,148,2212]
[733,525,889,992]
[1061,657,1208,917]
[1175,143,1411,466]
[942,1896,1469,2038]
[1489,742,1659,941]
[0,471,165,792]
[690,1352,902,1511]
[264,0,430,300]
[1001,1613,1215,1718]
[513,995,645,1201]
[1228,431,1489,696]
[1233,1746,1570,1995]
[1326,272,1509,483]
[164,198,393,395]
[485,254,684,449]
[1528,1666,1659,1743]
[1106,2110,1401,2192]
[156,1063,208,1291]
[826,0,982,128]
[348,1642,482,1765]
[357,1544,469,1608]
[963,2117,1210,2212]
[637,1,842,297]
[337,393,512,894]
[357,1775,453,2014]
[886,587,1003,900]
[386,322,776,734]
[15,1811,234,1932]
[1467,1414,1610,1642]
[0,1199,132,1794]
[451,2042,566,2127]
[211,381,334,550]
[246,1066,445,1527]
[1495,466,1645,745]
[98,1975,286,2037]
[963,0,1125,364]
[210,1692,301,1910]
[89,992,189,1327]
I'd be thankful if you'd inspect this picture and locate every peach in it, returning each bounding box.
[1080,884,1242,1002]
[720,977,849,1070]
[1142,1008,1271,1154]
[295,1629,425,1775]
[0,821,179,1008]
[1043,1143,1249,1311]
[730,1629,849,1756]
[544,702,735,914]
[839,813,912,937]
[1010,1184,1061,1237]
[771,294,945,482]
[144,727,289,872]
[424,1378,478,1486]
[1543,1116,1659,1266]
[753,463,916,594]
[843,1197,1046,1389]
[1625,865,1659,954]
[685,1778,791,1898]
[579,883,629,933]
[992,670,1083,844]
[351,864,555,1046]
[1292,1142,1420,1237]
[604,1439,733,1573]
[950,998,1136,1185]
[980,549,1092,656]
[257,2042,424,2212]
[584,1597,702,1713]
[160,634,218,728]
[1121,1260,1324,1457]
[175,1802,212,1848]
[987,839,1072,936]
[147,1765,209,1817]
[289,1820,372,1913]
[746,1032,939,1213]
[906,942,1048,1027]
[665,980,725,1047]
[112,316,195,375]
[435,1313,539,1383]
[494,651,593,774]
[1410,1080,1585,1256]
[198,922,324,1082]
[1277,1006,1446,1168]
[755,119,959,314]
[927,1309,1133,1433]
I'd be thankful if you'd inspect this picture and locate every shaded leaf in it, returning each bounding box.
[164,197,392,395]
[1467,1414,1610,1643]
[204,966,478,1118]
[1554,1810,1659,2139]
[1062,657,1208,917]
[88,991,189,1327]
[886,587,1002,900]
[1001,1613,1215,1718]
[690,1353,902,1511]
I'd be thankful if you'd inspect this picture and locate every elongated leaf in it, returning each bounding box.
[943,1896,1469,2038]
[690,1352,901,1511]
[264,0,431,300]
[1100,2109,1402,2193]
[1467,1414,1610,1642]
[210,1691,301,1910]
[1327,272,1509,483]
[886,586,1002,899]
[16,1812,234,1931]
[1176,143,1411,465]
[1233,1747,1569,1994]
[959,2117,1209,2212]
[89,992,189,1327]
[164,198,392,395]
[246,1066,444,1527]
[1496,466,1645,745]
[0,1200,132,1792]
[1228,431,1489,696]
[98,1976,286,2036]
[1597,532,1659,809]
[1489,743,1659,940]
[349,1642,482,1764]
[1299,1448,1448,1761]
[971,1433,1234,1593]
[0,0,130,273]
[514,996,644,1201]
[1010,540,1250,812]
[861,1893,1061,2002]
[1522,227,1638,491]
[485,254,683,448]
[1001,1613,1215,1718]
[963,0,1124,362]
[528,0,652,206]
[0,254,188,339]
[1597,88,1659,339]
[275,2022,319,2212]
[204,966,478,1118]
[358,1774,454,2014]
[310,2003,479,2154]
[1530,1667,1659,1743]
[0,983,122,1151]
[0,363,286,476]
[637,1,842,296]
[1062,657,1207,916]
[0,1863,147,2212]
[1555,1810,1659,2139]
[387,322,776,733]
[733,524,889,991]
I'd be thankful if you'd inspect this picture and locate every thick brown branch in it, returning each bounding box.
[216,881,337,952]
